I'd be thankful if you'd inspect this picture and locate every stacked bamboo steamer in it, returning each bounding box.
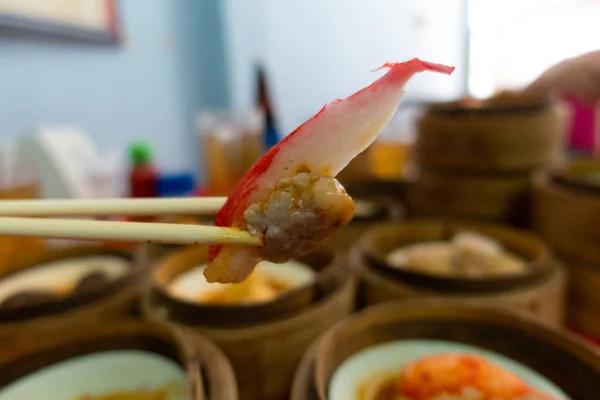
[351,220,565,326]
[408,91,567,226]
[0,318,237,399]
[141,244,355,400]
[533,159,600,339]
[291,300,600,400]
[0,245,150,339]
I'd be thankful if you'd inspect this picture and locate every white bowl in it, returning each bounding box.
[0,350,187,400]
[167,259,316,304]
[329,339,568,400]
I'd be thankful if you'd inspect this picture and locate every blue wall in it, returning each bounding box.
[171,0,231,178]
[0,0,467,176]
[0,0,227,173]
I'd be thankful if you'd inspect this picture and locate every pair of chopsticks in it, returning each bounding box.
[0,197,262,247]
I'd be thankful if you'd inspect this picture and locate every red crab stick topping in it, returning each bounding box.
[205,59,455,283]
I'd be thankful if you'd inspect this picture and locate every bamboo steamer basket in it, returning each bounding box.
[0,245,149,339]
[291,336,321,400]
[352,220,565,326]
[533,160,600,263]
[327,180,406,250]
[533,162,600,340]
[558,250,600,339]
[310,300,600,400]
[0,318,237,399]
[407,170,532,225]
[141,245,356,400]
[415,92,567,172]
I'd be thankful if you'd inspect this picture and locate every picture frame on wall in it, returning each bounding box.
[0,0,121,45]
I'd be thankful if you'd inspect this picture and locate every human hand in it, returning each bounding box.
[526,50,600,105]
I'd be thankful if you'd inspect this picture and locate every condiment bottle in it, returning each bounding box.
[128,142,158,198]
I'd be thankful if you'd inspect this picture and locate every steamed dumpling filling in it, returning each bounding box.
[196,268,293,305]
[244,168,355,263]
[386,232,527,278]
[168,260,315,305]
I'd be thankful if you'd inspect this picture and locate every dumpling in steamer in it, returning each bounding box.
[386,243,455,276]
[385,231,527,279]
[453,232,526,277]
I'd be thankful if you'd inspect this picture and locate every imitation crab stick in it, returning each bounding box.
[205,58,455,283]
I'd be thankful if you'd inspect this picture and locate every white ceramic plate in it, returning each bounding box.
[0,255,131,302]
[0,350,187,400]
[168,259,316,304]
[329,339,568,400]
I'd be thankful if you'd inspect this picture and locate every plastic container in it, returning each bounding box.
[198,110,265,196]
[157,173,196,197]
[369,106,418,180]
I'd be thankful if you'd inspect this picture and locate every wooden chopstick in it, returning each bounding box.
[0,217,262,246]
[0,197,227,217]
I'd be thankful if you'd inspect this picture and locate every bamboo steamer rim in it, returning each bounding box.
[351,248,560,302]
[0,245,144,323]
[143,277,356,341]
[411,167,536,180]
[290,335,321,400]
[0,318,238,400]
[313,299,600,400]
[554,248,600,272]
[532,171,600,267]
[144,246,356,337]
[149,245,334,327]
[533,169,600,220]
[196,270,355,341]
[548,159,600,196]
[422,91,554,117]
[343,179,407,222]
[355,219,554,294]
[0,244,135,277]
